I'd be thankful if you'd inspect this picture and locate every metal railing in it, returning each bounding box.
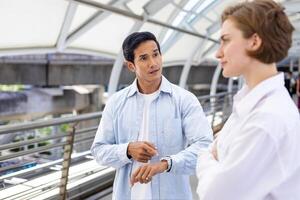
[0,92,234,199]
[198,92,234,128]
[0,113,102,200]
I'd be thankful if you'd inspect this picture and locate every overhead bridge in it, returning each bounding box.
[0,54,225,87]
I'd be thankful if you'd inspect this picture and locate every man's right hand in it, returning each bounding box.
[127,141,158,163]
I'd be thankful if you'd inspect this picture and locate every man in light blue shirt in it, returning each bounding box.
[91,31,213,200]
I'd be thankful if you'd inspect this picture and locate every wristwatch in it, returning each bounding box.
[160,156,172,172]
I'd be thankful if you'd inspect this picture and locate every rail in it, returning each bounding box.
[0,92,234,199]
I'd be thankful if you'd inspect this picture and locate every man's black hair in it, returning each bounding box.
[122,31,161,63]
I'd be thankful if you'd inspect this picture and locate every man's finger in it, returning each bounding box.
[138,159,149,163]
[144,141,157,150]
[142,166,152,184]
[136,167,146,183]
[139,153,152,160]
[137,154,151,162]
[131,167,141,186]
[143,142,158,156]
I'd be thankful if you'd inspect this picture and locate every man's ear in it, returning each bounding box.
[248,33,262,51]
[126,61,135,73]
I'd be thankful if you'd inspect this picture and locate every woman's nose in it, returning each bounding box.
[215,46,223,59]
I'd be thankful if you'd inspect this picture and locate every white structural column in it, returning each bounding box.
[179,35,208,88]
[227,78,233,93]
[209,63,222,117]
[57,1,78,52]
[299,57,300,73]
[290,59,294,72]
[210,63,222,96]
[238,76,244,90]
[107,21,144,96]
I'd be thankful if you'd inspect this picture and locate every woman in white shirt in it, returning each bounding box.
[196,0,300,199]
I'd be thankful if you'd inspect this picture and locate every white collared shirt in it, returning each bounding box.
[197,73,300,200]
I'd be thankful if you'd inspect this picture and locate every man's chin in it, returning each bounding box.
[147,75,162,82]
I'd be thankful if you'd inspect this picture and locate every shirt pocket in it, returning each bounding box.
[163,118,183,149]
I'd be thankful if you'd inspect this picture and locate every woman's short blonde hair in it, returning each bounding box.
[222,0,294,63]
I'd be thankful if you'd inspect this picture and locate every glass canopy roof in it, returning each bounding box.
[0,0,299,64]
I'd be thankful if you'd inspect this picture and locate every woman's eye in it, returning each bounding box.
[223,38,229,43]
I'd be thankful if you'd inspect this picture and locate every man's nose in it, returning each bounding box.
[149,57,156,67]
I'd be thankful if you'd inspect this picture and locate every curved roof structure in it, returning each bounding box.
[1,0,299,61]
[0,0,299,93]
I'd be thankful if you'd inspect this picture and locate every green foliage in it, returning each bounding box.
[37,127,52,136]
[8,122,70,155]
[38,141,49,147]
[59,124,71,133]
[0,85,24,91]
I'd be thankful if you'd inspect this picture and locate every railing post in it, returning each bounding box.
[211,97,216,127]
[221,95,227,123]
[59,125,76,200]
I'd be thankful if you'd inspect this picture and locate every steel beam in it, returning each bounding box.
[72,0,218,43]
[57,2,78,51]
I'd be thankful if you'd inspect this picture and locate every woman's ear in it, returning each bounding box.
[248,33,262,51]
[126,61,135,72]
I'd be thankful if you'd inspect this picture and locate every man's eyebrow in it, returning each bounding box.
[138,49,159,58]
[138,54,147,58]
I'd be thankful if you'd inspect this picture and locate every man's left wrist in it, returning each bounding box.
[160,156,172,172]
[160,160,168,172]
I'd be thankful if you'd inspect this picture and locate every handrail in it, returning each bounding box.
[197,91,234,101]
[197,91,234,127]
[0,112,102,135]
[0,141,68,162]
[0,133,69,151]
[0,112,103,199]
[0,127,98,152]
[0,92,234,199]
[0,92,234,161]
[0,151,90,182]
[0,92,234,135]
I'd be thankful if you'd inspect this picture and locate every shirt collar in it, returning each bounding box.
[127,75,172,98]
[233,72,284,117]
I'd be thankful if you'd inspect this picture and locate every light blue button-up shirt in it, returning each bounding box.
[91,76,213,200]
